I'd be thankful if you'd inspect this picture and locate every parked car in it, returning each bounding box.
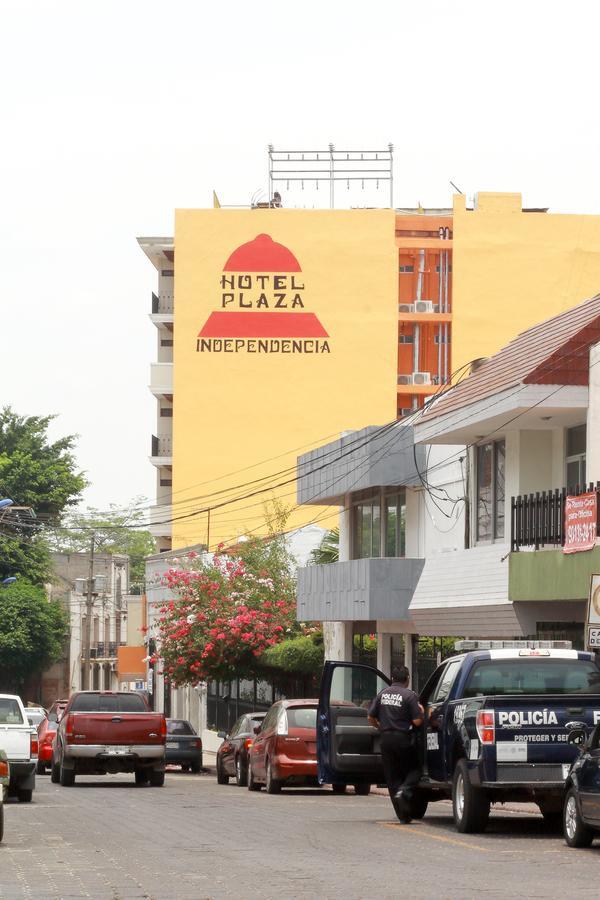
[0,749,9,843]
[51,691,166,786]
[36,701,67,775]
[563,722,600,847]
[317,642,600,830]
[165,719,203,772]
[216,712,267,786]
[0,694,38,802]
[248,700,319,793]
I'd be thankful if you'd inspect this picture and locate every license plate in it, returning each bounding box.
[562,764,571,779]
[105,747,131,756]
[166,742,178,749]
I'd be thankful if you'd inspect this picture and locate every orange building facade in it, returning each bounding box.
[395,211,453,417]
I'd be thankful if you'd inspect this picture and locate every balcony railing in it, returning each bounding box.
[151,434,173,457]
[511,482,600,551]
[152,291,174,314]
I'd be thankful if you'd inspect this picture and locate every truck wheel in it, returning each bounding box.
[190,762,202,775]
[452,759,490,833]
[18,789,32,803]
[216,758,229,785]
[149,770,165,787]
[265,759,282,794]
[50,757,60,784]
[0,803,3,842]
[354,783,371,796]
[135,770,149,785]
[539,800,563,832]
[564,789,594,848]
[59,762,75,787]
[36,760,46,776]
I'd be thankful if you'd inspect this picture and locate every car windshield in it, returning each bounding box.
[167,720,195,735]
[286,707,317,729]
[26,711,46,726]
[0,698,24,725]
[70,693,148,712]
[463,659,600,697]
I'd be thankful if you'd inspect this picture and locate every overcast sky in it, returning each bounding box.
[2,0,599,516]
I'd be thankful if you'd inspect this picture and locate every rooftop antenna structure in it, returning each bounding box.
[268,144,394,209]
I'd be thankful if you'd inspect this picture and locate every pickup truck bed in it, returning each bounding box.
[52,691,166,787]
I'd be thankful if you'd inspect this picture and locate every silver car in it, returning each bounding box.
[0,748,9,842]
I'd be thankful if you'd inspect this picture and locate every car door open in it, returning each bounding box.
[318,661,391,787]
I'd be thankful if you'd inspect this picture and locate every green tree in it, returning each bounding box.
[0,407,87,584]
[309,527,339,565]
[0,581,68,692]
[260,633,324,676]
[52,500,156,588]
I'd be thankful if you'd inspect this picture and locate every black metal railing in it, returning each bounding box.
[511,482,600,551]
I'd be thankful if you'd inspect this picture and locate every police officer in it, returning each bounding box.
[368,665,423,821]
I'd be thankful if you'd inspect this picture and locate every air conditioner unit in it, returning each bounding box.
[398,303,415,314]
[413,372,432,386]
[415,300,434,314]
[399,408,414,418]
[398,374,413,386]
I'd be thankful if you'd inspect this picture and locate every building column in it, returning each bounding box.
[376,633,392,678]
[323,621,353,662]
[587,342,600,484]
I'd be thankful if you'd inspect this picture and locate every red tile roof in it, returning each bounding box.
[421,293,600,422]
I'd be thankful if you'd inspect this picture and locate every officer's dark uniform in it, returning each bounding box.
[368,682,422,802]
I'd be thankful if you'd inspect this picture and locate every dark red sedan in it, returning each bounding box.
[248,699,318,793]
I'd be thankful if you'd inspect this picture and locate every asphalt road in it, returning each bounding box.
[1,771,600,899]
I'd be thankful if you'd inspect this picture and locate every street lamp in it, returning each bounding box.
[1,577,16,586]
[0,499,14,510]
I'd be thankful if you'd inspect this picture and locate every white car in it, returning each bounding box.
[0,748,8,842]
[0,694,37,802]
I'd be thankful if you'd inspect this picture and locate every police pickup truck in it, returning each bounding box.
[317,641,600,833]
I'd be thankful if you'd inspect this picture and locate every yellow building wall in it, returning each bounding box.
[452,192,600,372]
[172,209,398,548]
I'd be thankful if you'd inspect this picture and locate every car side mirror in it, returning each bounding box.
[568,726,587,746]
[217,731,228,739]
[253,725,261,735]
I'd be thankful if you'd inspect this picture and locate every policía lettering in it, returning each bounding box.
[497,709,558,727]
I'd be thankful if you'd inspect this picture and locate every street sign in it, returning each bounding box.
[587,626,600,649]
[564,492,597,554]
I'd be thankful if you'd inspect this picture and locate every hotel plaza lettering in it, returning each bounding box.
[197,234,330,354]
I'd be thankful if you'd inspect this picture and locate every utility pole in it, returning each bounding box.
[82,532,94,691]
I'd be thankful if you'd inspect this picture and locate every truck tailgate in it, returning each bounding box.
[0,726,31,760]
[493,695,600,767]
[68,713,165,746]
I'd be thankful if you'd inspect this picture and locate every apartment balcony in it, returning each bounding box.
[149,363,173,398]
[297,557,424,622]
[297,425,426,506]
[150,434,173,466]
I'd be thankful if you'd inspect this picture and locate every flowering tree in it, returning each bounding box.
[154,518,299,685]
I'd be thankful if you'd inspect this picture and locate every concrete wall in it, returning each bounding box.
[509,545,600,602]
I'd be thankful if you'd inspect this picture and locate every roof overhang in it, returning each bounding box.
[414,384,588,445]
[137,237,174,270]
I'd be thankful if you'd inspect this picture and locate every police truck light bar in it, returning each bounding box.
[454,640,572,652]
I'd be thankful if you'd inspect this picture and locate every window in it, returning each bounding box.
[161,269,174,277]
[384,490,406,557]
[463,659,600,698]
[476,440,505,542]
[398,334,414,344]
[160,407,173,417]
[434,333,451,344]
[399,265,414,273]
[160,478,173,487]
[167,719,195,735]
[566,424,586,490]
[431,659,462,703]
[160,338,174,348]
[0,698,24,724]
[330,665,389,707]
[285,707,317,729]
[351,489,406,559]
[352,493,381,559]
[70,693,147,712]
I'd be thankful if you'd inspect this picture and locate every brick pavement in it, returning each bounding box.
[1,771,599,899]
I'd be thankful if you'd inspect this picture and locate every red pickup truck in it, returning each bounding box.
[51,691,166,786]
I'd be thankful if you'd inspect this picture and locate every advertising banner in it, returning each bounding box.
[564,492,597,554]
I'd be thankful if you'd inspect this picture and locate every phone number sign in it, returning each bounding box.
[588,627,600,649]
[564,492,597,554]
